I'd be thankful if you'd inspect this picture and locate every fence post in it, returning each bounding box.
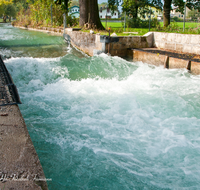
[63,13,66,34]
[149,7,151,32]
[183,1,186,32]
[124,12,126,32]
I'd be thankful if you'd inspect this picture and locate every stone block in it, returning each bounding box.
[95,35,101,43]
[183,45,193,53]
[143,32,153,48]
[182,35,191,44]
[190,35,200,44]
[174,34,182,43]
[168,57,188,69]
[165,43,175,50]
[112,43,121,50]
[153,32,161,41]
[133,50,166,66]
[191,61,200,75]
[132,37,140,44]
[118,37,125,43]
[161,33,168,42]
[175,44,183,52]
[167,33,175,42]
[192,46,200,54]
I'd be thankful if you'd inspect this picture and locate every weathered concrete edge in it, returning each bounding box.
[0,62,48,189]
[133,49,200,75]
[15,26,63,36]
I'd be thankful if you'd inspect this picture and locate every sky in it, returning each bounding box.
[98,0,107,4]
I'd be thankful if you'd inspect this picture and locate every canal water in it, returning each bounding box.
[1,23,200,190]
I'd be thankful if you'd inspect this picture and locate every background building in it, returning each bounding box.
[99,7,119,19]
[68,5,80,18]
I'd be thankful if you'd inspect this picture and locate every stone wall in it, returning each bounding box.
[153,32,200,54]
[65,29,103,56]
[65,28,151,57]
[108,36,149,57]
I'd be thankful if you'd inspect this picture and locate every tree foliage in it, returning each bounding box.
[12,0,73,27]
[108,0,200,27]
[188,9,200,21]
[70,0,79,7]
[0,0,16,22]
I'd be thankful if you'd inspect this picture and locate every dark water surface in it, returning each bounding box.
[1,23,200,190]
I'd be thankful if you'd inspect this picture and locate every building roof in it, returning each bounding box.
[69,5,79,9]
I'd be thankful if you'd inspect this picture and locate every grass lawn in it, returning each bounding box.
[0,18,3,22]
[101,21,122,28]
[102,21,200,29]
[160,21,200,29]
[101,20,200,36]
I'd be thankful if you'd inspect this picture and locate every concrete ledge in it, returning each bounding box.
[133,49,200,74]
[191,61,200,75]
[0,105,48,190]
[15,26,63,36]
[168,57,189,69]
[133,49,166,66]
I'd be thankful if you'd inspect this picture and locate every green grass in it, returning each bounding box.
[102,21,200,29]
[0,18,3,22]
[160,21,200,29]
[101,21,123,28]
[100,21,200,36]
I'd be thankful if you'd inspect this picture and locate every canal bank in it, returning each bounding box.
[0,105,48,190]
[14,25,200,74]
[0,54,48,189]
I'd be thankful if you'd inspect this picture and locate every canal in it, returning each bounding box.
[1,23,200,190]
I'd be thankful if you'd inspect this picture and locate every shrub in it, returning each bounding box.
[126,17,160,28]
[66,15,78,27]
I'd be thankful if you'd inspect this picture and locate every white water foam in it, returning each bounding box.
[5,53,200,189]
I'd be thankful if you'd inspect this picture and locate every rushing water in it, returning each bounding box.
[1,23,200,190]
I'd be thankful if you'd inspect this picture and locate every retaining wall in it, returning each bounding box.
[65,29,103,56]
[153,32,200,54]
[65,28,152,57]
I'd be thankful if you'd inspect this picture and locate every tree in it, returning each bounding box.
[108,0,161,26]
[55,0,70,13]
[4,4,17,21]
[163,0,200,27]
[122,0,149,19]
[79,0,104,30]
[71,0,79,7]
[188,9,200,21]
[108,0,200,27]
[0,0,13,22]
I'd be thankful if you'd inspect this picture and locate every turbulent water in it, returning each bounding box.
[1,23,200,190]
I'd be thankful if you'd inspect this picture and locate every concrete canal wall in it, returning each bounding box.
[0,104,48,190]
[0,55,48,189]
[15,25,200,74]
[153,32,200,55]
[64,28,152,57]
[15,26,200,56]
